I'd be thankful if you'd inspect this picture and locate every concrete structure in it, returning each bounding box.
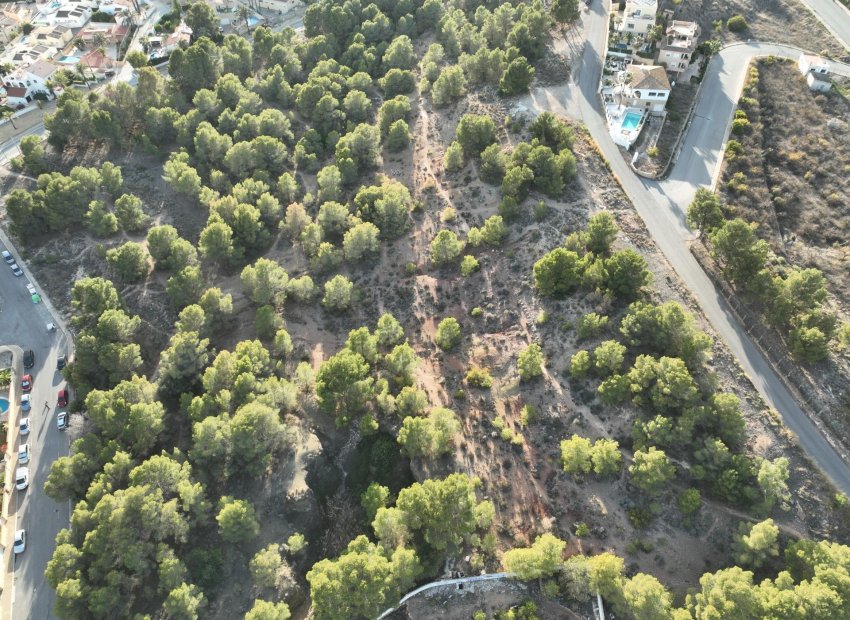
[799,52,830,76]
[657,20,700,75]
[806,72,832,91]
[618,0,657,34]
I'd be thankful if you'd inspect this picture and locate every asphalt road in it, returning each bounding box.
[544,4,850,494]
[801,0,850,53]
[0,239,71,620]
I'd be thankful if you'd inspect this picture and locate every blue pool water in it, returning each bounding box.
[0,398,8,414]
[57,55,80,64]
[247,16,262,26]
[621,111,642,131]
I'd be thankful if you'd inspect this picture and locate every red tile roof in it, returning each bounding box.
[6,86,27,97]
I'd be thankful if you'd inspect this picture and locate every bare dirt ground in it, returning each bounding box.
[715,58,850,457]
[666,0,848,60]
[3,36,850,620]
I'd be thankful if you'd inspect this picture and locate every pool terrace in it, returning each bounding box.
[604,104,646,148]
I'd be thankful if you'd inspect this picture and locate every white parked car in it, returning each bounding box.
[15,467,29,491]
[13,530,25,554]
[18,443,29,464]
[20,394,31,411]
[57,411,68,431]
[11,263,23,277]
[19,417,30,435]
[1,249,13,264]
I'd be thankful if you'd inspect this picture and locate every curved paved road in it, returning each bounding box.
[524,4,850,493]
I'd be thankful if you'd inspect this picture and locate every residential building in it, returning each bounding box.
[0,15,20,44]
[5,85,31,107]
[618,0,657,35]
[6,44,58,66]
[79,22,129,46]
[616,65,671,113]
[600,65,671,148]
[79,48,116,75]
[798,53,830,77]
[54,4,93,28]
[31,25,74,48]
[2,60,58,101]
[657,20,700,75]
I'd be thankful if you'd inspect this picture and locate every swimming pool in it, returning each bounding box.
[247,16,262,26]
[57,55,80,64]
[0,398,8,414]
[621,111,642,132]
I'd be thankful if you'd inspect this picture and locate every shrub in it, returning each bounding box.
[726,15,748,32]
[576,312,608,340]
[518,344,544,381]
[466,366,493,388]
[731,117,750,135]
[435,317,462,350]
[460,255,480,276]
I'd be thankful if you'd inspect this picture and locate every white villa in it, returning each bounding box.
[657,20,700,76]
[618,0,657,35]
[601,65,671,148]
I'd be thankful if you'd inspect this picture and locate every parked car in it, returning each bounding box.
[57,354,67,370]
[18,443,29,464]
[57,388,69,407]
[19,417,30,436]
[20,394,31,411]
[11,263,23,277]
[57,411,68,431]
[13,530,25,554]
[15,467,29,491]
[23,349,34,369]
[1,249,12,264]
[26,283,36,296]
[21,374,32,392]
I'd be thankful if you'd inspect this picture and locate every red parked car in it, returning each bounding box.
[57,388,69,408]
[21,375,32,392]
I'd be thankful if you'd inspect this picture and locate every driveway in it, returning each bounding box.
[522,3,850,494]
[0,237,71,620]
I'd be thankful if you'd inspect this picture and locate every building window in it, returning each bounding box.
[628,23,634,29]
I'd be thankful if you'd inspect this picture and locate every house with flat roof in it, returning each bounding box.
[54,4,92,28]
[798,53,830,77]
[657,21,700,76]
[619,0,657,35]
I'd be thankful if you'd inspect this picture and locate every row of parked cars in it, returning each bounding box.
[13,352,70,555]
[2,249,23,277]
